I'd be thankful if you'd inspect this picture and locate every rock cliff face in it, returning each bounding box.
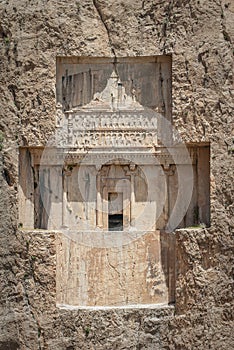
[0,0,233,349]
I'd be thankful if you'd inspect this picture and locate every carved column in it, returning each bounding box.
[67,112,73,145]
[56,102,64,128]
[129,164,136,227]
[62,166,72,228]
[96,165,102,229]
[162,164,174,223]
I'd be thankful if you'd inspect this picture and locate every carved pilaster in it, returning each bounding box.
[56,102,64,128]
[61,166,73,228]
[96,172,102,229]
[67,112,74,145]
[162,164,175,223]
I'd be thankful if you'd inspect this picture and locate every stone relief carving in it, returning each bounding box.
[56,70,159,148]
[31,147,197,168]
[82,70,144,112]
[56,102,64,127]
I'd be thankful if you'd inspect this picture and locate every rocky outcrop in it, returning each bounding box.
[0,0,233,349]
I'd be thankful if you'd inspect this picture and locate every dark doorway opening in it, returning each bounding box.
[108,192,123,231]
[108,214,123,231]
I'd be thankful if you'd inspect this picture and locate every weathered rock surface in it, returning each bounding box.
[0,0,233,349]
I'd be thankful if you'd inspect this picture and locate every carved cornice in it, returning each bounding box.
[30,146,197,167]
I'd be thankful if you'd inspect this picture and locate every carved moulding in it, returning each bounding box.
[30,146,197,168]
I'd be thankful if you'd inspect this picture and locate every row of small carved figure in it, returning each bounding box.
[68,130,157,146]
[68,115,157,130]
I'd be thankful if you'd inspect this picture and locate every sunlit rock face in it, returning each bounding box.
[0,0,233,348]
[18,57,210,307]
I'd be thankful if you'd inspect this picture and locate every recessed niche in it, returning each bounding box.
[18,56,210,307]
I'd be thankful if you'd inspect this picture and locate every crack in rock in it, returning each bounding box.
[92,0,116,57]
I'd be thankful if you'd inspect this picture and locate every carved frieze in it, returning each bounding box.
[30,146,197,167]
[61,110,158,148]
[55,68,160,149]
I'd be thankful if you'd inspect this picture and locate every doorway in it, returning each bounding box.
[108,192,123,231]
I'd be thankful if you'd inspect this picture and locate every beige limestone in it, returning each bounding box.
[56,230,174,307]
[0,0,233,349]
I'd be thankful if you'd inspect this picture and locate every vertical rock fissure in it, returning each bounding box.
[92,0,116,58]
[161,0,174,52]
[219,0,232,44]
